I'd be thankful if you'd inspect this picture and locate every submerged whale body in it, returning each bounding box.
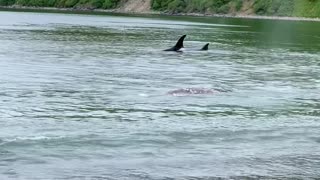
[164,35,209,52]
[167,88,224,96]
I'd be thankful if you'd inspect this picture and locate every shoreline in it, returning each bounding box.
[1,6,320,22]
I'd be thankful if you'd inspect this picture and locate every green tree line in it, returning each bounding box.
[152,0,236,14]
[0,0,320,18]
[151,0,320,18]
[0,0,120,9]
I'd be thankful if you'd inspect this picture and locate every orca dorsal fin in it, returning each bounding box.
[201,43,209,51]
[164,35,186,51]
[174,35,186,50]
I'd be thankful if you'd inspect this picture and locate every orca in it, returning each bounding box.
[164,35,209,52]
[164,35,186,52]
[201,43,209,51]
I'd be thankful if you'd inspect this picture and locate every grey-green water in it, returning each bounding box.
[0,11,320,179]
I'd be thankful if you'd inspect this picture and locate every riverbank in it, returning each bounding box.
[1,5,320,22]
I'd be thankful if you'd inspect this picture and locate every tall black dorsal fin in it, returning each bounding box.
[164,35,187,51]
[174,35,186,49]
[201,43,209,51]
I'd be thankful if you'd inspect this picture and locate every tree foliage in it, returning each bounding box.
[150,0,320,17]
[0,0,120,9]
[0,0,15,6]
[0,0,320,18]
[152,0,233,13]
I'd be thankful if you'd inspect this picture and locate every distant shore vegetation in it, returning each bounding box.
[151,0,320,18]
[0,0,320,18]
[0,0,120,9]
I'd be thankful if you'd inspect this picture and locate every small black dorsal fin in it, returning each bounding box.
[164,35,187,51]
[201,43,209,51]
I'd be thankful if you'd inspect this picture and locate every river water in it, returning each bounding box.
[0,11,320,179]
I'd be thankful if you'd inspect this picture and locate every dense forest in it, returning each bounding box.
[0,0,121,9]
[0,0,320,18]
[151,0,320,17]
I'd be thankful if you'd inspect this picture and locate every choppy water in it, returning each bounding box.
[0,11,320,179]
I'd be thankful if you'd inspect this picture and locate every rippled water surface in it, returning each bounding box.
[1,11,320,179]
